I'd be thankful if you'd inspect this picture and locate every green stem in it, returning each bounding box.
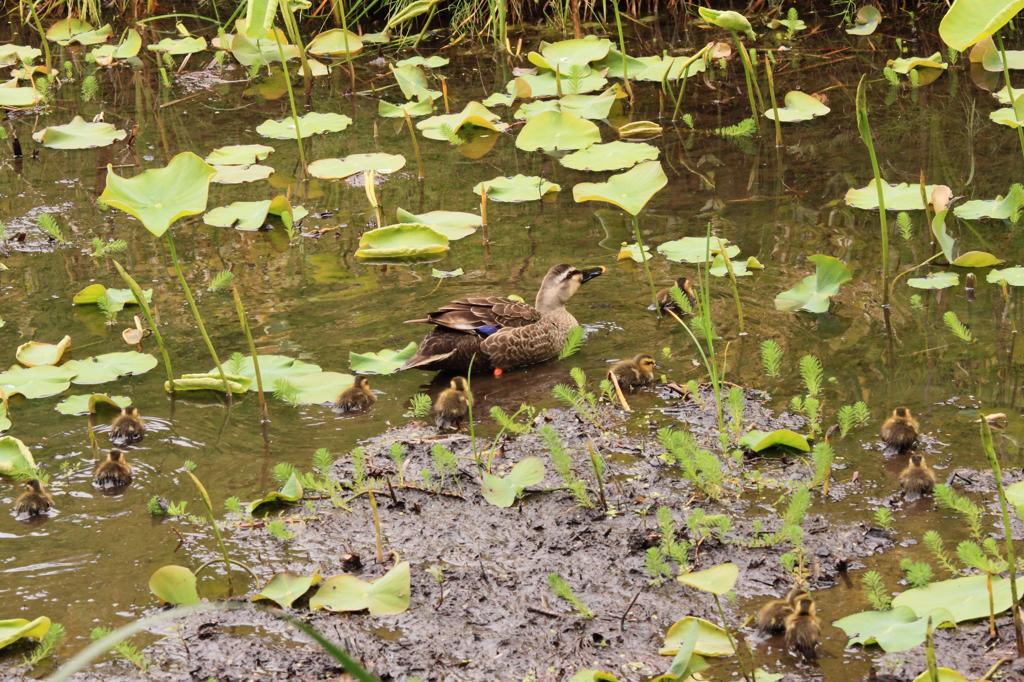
[279,2,312,93]
[466,355,478,464]
[611,0,632,101]
[231,285,269,424]
[765,55,782,147]
[671,45,709,122]
[112,260,174,389]
[413,5,436,48]
[272,28,306,170]
[185,471,234,593]
[713,594,752,682]
[730,31,760,130]
[856,76,889,307]
[28,2,51,74]
[716,238,744,334]
[631,215,660,317]
[995,32,1024,164]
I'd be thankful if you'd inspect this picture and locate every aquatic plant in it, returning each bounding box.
[408,393,432,418]
[837,401,870,437]
[547,572,593,619]
[862,570,892,610]
[922,530,959,577]
[943,311,974,343]
[430,443,459,492]
[558,325,585,359]
[854,75,890,308]
[183,462,249,594]
[676,563,751,682]
[645,546,673,585]
[22,621,64,667]
[539,424,593,508]
[699,7,761,133]
[935,484,983,541]
[89,626,146,670]
[873,507,894,532]
[552,367,601,427]
[760,339,783,378]
[900,558,934,589]
[208,270,269,422]
[810,442,835,495]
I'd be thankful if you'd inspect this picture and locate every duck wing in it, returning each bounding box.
[408,297,541,334]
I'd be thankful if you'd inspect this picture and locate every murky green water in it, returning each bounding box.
[3,13,1024,678]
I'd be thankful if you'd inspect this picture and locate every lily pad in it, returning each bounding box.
[888,52,947,74]
[618,242,652,263]
[572,161,667,216]
[507,69,608,98]
[618,120,663,140]
[308,153,407,180]
[844,179,950,211]
[952,251,1003,267]
[527,36,613,71]
[222,23,299,66]
[62,351,158,385]
[355,223,449,259]
[90,29,142,65]
[47,18,112,46]
[249,471,304,514]
[349,342,418,375]
[395,208,481,240]
[833,605,955,652]
[774,254,852,313]
[912,670,968,682]
[709,254,755,277]
[676,563,738,595]
[417,101,507,141]
[99,152,216,238]
[253,571,322,609]
[938,0,1023,52]
[481,457,545,508]
[73,284,152,313]
[378,94,434,119]
[310,561,411,616]
[0,617,51,650]
[55,393,131,416]
[32,116,127,149]
[0,364,77,399]
[0,44,41,68]
[395,55,449,68]
[738,429,811,452]
[166,372,251,394]
[474,175,561,203]
[764,91,830,122]
[658,236,740,264]
[0,82,41,108]
[846,5,882,35]
[987,266,1024,287]
[16,336,72,367]
[211,164,274,184]
[256,112,353,140]
[275,371,354,405]
[515,110,600,152]
[204,200,273,231]
[560,141,659,172]
[306,29,363,57]
[392,63,440,100]
[0,435,35,476]
[954,184,1024,222]
[149,565,200,606]
[600,51,708,82]
[213,353,323,393]
[147,36,206,55]
[432,268,464,279]
[515,89,620,121]
[659,616,735,657]
[907,272,959,290]
[205,144,275,166]
[989,94,1024,128]
[698,7,756,39]
[893,574,1016,624]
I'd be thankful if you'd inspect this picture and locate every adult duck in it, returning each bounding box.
[402,264,605,373]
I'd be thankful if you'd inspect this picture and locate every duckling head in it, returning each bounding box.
[893,406,911,420]
[450,376,470,392]
[535,264,605,313]
[634,354,657,375]
[795,596,815,616]
[27,479,44,493]
[355,376,371,391]
[109,449,125,463]
[676,277,697,301]
[910,454,924,468]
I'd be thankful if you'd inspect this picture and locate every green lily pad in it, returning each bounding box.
[709,254,755,277]
[100,152,216,238]
[213,353,323,393]
[55,393,131,416]
[166,372,251,394]
[211,164,274,184]
[474,175,561,203]
[222,23,299,66]
[205,144,275,166]
[253,571,322,609]
[572,161,667,216]
[658,236,740,264]
[32,116,127,150]
[0,401,10,433]
[507,69,608,98]
[378,94,435,119]
[147,36,206,55]
[0,435,35,476]
[912,670,968,682]
[275,371,354,405]
[618,242,652,263]
[952,251,1003,267]
[0,365,77,399]
[515,110,601,152]
[249,471,304,514]
[149,565,200,606]
[0,617,51,650]
[62,351,158,385]
[931,210,956,263]
[391,63,440,100]
[355,223,449,260]
[73,284,152,312]
[90,29,142,65]
[954,184,1024,221]
[893,574,1016,623]
[0,83,42,108]
[764,91,830,122]
[310,561,411,616]
[774,254,852,313]
[833,605,955,652]
[888,52,948,74]
[306,28,363,57]
[256,112,353,140]
[845,180,950,211]
[659,616,735,657]
[847,5,882,35]
[768,16,807,31]
[987,266,1024,287]
[599,51,708,82]
[47,18,112,46]
[16,336,72,367]
[739,429,811,452]
[938,0,1023,51]
[560,141,659,172]
[204,200,273,231]
[349,342,418,375]
[677,563,738,595]
[698,7,756,39]
[515,89,620,121]
[990,94,1024,128]
[908,272,959,290]
[395,55,449,68]
[417,101,507,141]
[0,44,41,67]
[395,208,480,240]
[527,36,613,71]
[481,457,546,508]
[482,92,515,107]
[308,153,407,180]
[569,670,619,682]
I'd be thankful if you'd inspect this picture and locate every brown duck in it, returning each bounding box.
[335,376,376,413]
[657,277,697,315]
[401,264,605,373]
[784,594,821,661]
[880,407,918,453]
[433,376,472,431]
[14,479,54,518]
[899,454,936,497]
[608,354,658,391]
[94,449,133,489]
[110,406,145,445]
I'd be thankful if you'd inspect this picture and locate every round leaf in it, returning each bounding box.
[657,237,740,264]
[253,571,322,609]
[0,617,51,650]
[0,364,77,399]
[62,351,158,385]
[256,112,352,140]
[845,180,951,211]
[204,144,275,166]
[55,393,131,416]
[572,161,667,216]
[764,91,830,122]
[308,153,407,180]
[907,272,959,290]
[395,207,480,240]
[939,0,1024,51]
[32,116,127,149]
[515,110,601,152]
[846,5,882,35]
[774,254,852,314]
[149,565,200,606]
[204,200,273,231]
[355,223,449,259]
[349,342,418,375]
[16,335,72,367]
[306,29,363,57]
[560,141,659,171]
[248,471,304,514]
[212,164,274,184]
[474,175,561,203]
[676,563,738,595]
[0,435,35,476]
[659,616,735,657]
[987,266,1024,286]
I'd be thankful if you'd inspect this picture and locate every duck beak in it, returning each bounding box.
[580,266,605,283]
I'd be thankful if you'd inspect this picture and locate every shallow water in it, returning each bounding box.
[2,12,1024,679]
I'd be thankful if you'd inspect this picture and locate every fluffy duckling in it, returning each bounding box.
[434,376,472,431]
[756,585,803,634]
[335,376,376,413]
[94,449,133,489]
[14,479,54,518]
[608,354,658,391]
[899,454,936,498]
[784,594,821,661]
[110,406,145,445]
[657,277,697,315]
[880,407,918,453]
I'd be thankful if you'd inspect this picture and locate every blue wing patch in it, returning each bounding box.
[477,325,500,337]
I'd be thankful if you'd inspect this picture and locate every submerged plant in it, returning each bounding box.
[547,572,593,619]
[862,570,892,610]
[900,558,934,589]
[837,401,871,437]
[760,339,783,377]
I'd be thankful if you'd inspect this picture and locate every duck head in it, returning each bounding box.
[535,264,605,313]
[893,406,911,420]
[109,449,124,463]
[633,353,657,377]
[450,376,470,392]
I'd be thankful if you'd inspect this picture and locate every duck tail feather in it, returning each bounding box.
[401,349,457,370]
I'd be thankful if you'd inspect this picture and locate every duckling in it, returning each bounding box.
[433,376,472,431]
[657,277,697,315]
[14,479,53,518]
[607,354,658,391]
[784,595,821,661]
[880,407,918,453]
[899,454,936,498]
[110,406,145,445]
[94,449,133,489]
[756,585,803,634]
[335,376,376,413]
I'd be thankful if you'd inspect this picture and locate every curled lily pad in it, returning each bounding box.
[844,179,950,211]
[16,336,72,367]
[560,141,659,172]
[73,284,152,312]
[911,670,967,682]
[222,23,299,66]
[147,36,206,55]
[658,236,739,264]
[90,29,141,65]
[939,0,1020,51]
[432,268,464,279]
[63,351,158,385]
[482,457,546,508]
[395,207,480,240]
[475,175,560,203]
[392,63,440,100]
[482,92,515,107]
[833,605,954,652]
[953,184,1024,221]
[774,254,852,313]
[527,36,613,71]
[149,565,200,606]
[952,251,1003,267]
[249,471,304,514]
[256,112,352,140]
[0,435,35,476]
[931,210,956,263]
[888,52,947,74]
[600,51,707,82]
[990,94,1024,128]
[908,272,959,290]
[618,120,663,140]
[677,563,738,595]
[709,254,756,277]
[47,18,112,46]
[515,88,620,121]
[618,242,652,263]
[32,116,127,149]
[659,616,735,657]
[573,161,667,216]
[204,200,273,230]
[764,92,830,122]
[165,372,251,394]
[253,571,322,609]
[0,364,76,399]
[0,400,9,433]
[349,342,418,375]
[55,393,131,416]
[355,223,449,259]
[0,44,41,67]
[846,5,882,35]
[987,266,1024,286]
[396,54,448,68]
[310,561,411,616]
[308,153,407,180]
[893,575,1015,624]
[213,353,322,393]
[211,164,274,184]
[205,144,275,166]
[417,101,507,141]
[739,429,811,452]
[306,29,363,57]
[0,617,51,650]
[698,7,756,39]
[378,94,434,119]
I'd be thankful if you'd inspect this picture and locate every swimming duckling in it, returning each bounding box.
[608,354,658,391]
[110,406,145,445]
[784,594,821,661]
[94,449,133,489]
[756,585,803,634]
[14,479,53,518]
[899,454,936,498]
[433,376,472,431]
[657,277,697,315]
[335,376,376,413]
[880,407,918,453]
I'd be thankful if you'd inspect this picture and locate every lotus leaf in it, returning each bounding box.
[764,91,830,122]
[378,94,434,118]
[676,563,738,595]
[939,0,1024,51]
[573,161,667,216]
[46,18,112,46]
[774,254,852,313]
[0,364,77,399]
[204,200,274,230]
[738,429,811,452]
[474,175,561,203]
[893,574,1015,623]
[0,82,41,108]
[618,243,652,263]
[16,336,72,367]
[0,435,35,475]
[482,92,515,107]
[980,42,1024,71]
[310,561,411,615]
[560,141,659,172]
[659,616,735,657]
[417,101,506,141]
[32,116,127,149]
[515,110,600,152]
[989,93,1024,128]
[658,236,740,263]
[514,90,619,121]
[249,471,304,514]
[355,223,449,259]
[911,670,967,682]
[833,605,955,652]
[275,371,354,405]
[698,7,756,39]
[887,52,947,74]
[147,36,206,55]
[211,164,274,184]
[166,372,251,394]
[243,0,280,37]
[73,284,152,312]
[767,16,807,31]
[709,254,754,277]
[256,112,352,139]
[100,152,216,237]
[0,44,41,68]
[954,184,1024,221]
[844,179,950,211]
[432,268,464,278]
[309,153,407,180]
[600,50,708,82]
[847,5,882,35]
[0,617,51,650]
[396,55,449,68]
[149,565,200,606]
[391,64,440,100]
[205,144,275,166]
[90,29,142,65]
[223,22,299,66]
[385,0,440,32]
[55,393,131,416]
[528,36,613,71]
[907,272,959,290]
[214,353,323,393]
[507,69,608,98]
[306,29,363,56]
[349,342,418,375]
[395,208,481,240]
[481,457,545,508]
[297,58,331,77]
[253,571,322,609]
[952,251,1003,267]
[988,266,1024,287]
[63,351,158,385]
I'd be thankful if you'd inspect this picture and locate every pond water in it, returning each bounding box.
[2,11,1024,679]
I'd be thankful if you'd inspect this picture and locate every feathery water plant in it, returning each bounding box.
[943,311,974,343]
[837,401,871,437]
[896,211,913,240]
[760,339,783,377]
[873,507,894,532]
[540,424,592,508]
[558,325,585,359]
[23,622,65,667]
[548,572,593,619]
[90,627,147,670]
[37,214,65,243]
[862,570,892,610]
[935,484,983,540]
[923,530,959,576]
[899,558,933,588]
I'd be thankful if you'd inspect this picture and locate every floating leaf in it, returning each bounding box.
[0,82,41,108]
[954,184,1024,221]
[147,36,206,55]
[833,606,955,652]
[527,36,613,71]
[204,144,275,166]
[378,94,434,119]
[774,254,852,313]
[306,29,363,57]
[355,223,449,259]
[432,268,464,278]
[572,161,667,216]
[709,254,754,277]
[939,0,1024,51]
[391,63,439,100]
[845,180,951,211]
[911,670,968,682]
[277,371,354,405]
[309,153,407,180]
[55,393,131,416]
[599,50,708,82]
[698,7,756,39]
[417,101,507,141]
[47,18,112,46]
[0,435,35,476]
[395,208,480,240]
[73,284,152,313]
[16,336,72,367]
[0,617,51,650]
[515,110,600,152]
[90,29,142,65]
[214,354,322,393]
[384,0,440,32]
[482,92,515,107]
[888,52,948,74]
[0,365,77,399]
[211,164,274,184]
[764,91,830,122]
[847,5,882,35]
[0,44,41,68]
[253,571,323,609]
[149,565,200,606]
[908,272,959,290]
[204,200,273,231]
[658,236,740,264]
[310,561,411,616]
[952,251,1003,267]
[396,55,449,68]
[32,116,126,149]
[988,266,1024,287]
[256,112,352,139]
[514,91,620,121]
[560,141,659,172]
[165,372,251,394]
[738,429,811,452]
[222,22,299,66]
[249,471,304,514]
[481,457,545,508]
[618,120,663,139]
[677,563,738,595]
[618,242,652,263]
[63,351,158,385]
[349,342,418,375]
[474,175,560,203]
[893,574,1016,623]
[659,616,735,657]
[507,70,608,98]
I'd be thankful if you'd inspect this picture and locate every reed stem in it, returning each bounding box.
[231,285,269,423]
[112,260,174,389]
